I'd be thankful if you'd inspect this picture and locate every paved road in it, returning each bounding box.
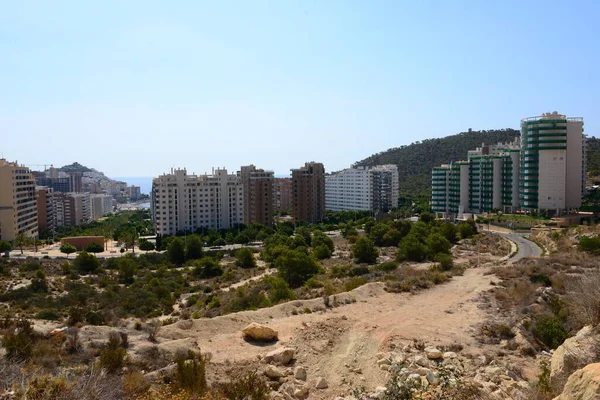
[494,232,543,262]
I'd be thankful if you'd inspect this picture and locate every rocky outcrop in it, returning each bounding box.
[553,363,600,400]
[550,325,599,388]
[263,347,295,365]
[242,322,278,342]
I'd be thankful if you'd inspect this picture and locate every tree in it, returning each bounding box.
[168,237,186,265]
[426,233,451,258]
[13,233,30,255]
[118,257,138,285]
[264,276,295,303]
[440,223,458,243]
[295,226,312,246]
[139,240,155,252]
[60,243,77,259]
[235,248,257,268]
[119,227,139,253]
[73,251,100,274]
[312,232,334,252]
[458,221,477,239]
[85,242,104,254]
[276,250,320,287]
[419,211,434,223]
[397,234,427,262]
[352,237,379,264]
[0,240,12,255]
[234,233,250,244]
[185,235,203,260]
[30,269,49,292]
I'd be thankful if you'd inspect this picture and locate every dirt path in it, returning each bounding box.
[219,267,277,292]
[159,265,498,397]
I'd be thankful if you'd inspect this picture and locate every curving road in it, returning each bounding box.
[494,232,543,263]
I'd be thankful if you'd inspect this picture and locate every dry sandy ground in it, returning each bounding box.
[157,264,500,398]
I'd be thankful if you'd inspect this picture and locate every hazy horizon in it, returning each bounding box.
[2,1,598,176]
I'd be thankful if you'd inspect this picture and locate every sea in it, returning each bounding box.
[112,177,153,195]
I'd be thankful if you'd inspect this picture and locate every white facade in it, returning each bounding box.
[325,165,399,212]
[152,168,244,235]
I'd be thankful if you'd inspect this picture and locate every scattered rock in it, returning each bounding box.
[242,322,278,342]
[414,355,430,368]
[294,366,307,381]
[264,347,295,365]
[314,377,328,389]
[426,370,438,385]
[265,365,286,379]
[425,347,443,360]
[443,351,458,359]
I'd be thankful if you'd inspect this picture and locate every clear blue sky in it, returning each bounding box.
[1,1,598,177]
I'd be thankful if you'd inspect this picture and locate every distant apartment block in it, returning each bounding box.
[325,165,399,212]
[291,162,326,223]
[274,178,292,213]
[151,168,244,235]
[90,194,113,220]
[432,112,586,217]
[239,165,274,225]
[52,192,91,227]
[0,159,39,241]
[126,185,141,200]
[36,187,55,234]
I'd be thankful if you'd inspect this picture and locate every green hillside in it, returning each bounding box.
[59,162,92,173]
[353,128,521,198]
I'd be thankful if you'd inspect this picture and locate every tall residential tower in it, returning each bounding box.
[291,162,326,223]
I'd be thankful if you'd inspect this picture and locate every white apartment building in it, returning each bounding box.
[151,168,244,235]
[325,165,399,212]
[90,194,113,220]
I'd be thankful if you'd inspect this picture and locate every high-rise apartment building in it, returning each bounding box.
[36,187,55,234]
[126,186,141,200]
[69,172,83,193]
[432,112,585,217]
[239,165,274,225]
[0,159,39,241]
[34,175,72,193]
[151,168,244,235]
[291,162,326,223]
[52,192,91,227]
[325,165,399,212]
[274,178,293,213]
[520,112,585,212]
[90,194,113,220]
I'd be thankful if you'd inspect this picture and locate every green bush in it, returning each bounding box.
[312,232,334,251]
[73,251,100,274]
[99,332,127,373]
[264,276,295,303]
[192,257,223,278]
[85,242,104,253]
[376,261,399,272]
[185,235,204,260]
[313,244,332,259]
[175,350,208,394]
[35,310,61,320]
[168,237,186,265]
[1,319,35,361]
[345,277,368,292]
[534,316,567,349]
[216,371,270,400]
[434,253,454,271]
[397,234,427,262]
[276,250,320,287]
[579,236,600,253]
[350,266,370,276]
[351,237,379,264]
[235,247,257,268]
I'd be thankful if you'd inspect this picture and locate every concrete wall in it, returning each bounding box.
[61,236,104,251]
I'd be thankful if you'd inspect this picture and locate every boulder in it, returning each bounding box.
[413,355,430,368]
[264,347,295,365]
[315,377,328,389]
[426,370,438,385]
[425,347,443,360]
[242,322,278,342]
[554,363,600,400]
[551,325,599,387]
[265,365,286,379]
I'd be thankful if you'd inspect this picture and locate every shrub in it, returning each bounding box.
[67,306,85,326]
[534,316,567,349]
[98,332,127,373]
[351,237,379,264]
[85,242,104,253]
[146,319,161,342]
[578,236,600,253]
[264,276,295,303]
[276,250,320,287]
[426,233,451,258]
[138,240,155,252]
[216,371,270,400]
[434,253,454,271]
[566,273,600,326]
[313,244,332,259]
[185,235,204,260]
[35,310,60,320]
[192,257,223,278]
[118,257,138,285]
[175,350,208,394]
[376,261,398,272]
[30,269,49,292]
[235,248,257,268]
[73,251,100,274]
[168,238,186,265]
[345,277,368,292]
[123,371,151,398]
[60,243,77,258]
[397,234,427,262]
[1,319,35,361]
[350,266,370,276]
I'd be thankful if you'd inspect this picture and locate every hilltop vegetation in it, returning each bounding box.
[353,128,520,198]
[58,162,93,173]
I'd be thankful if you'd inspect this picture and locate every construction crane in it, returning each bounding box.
[25,164,54,171]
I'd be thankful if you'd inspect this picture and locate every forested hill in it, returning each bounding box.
[353,128,521,198]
